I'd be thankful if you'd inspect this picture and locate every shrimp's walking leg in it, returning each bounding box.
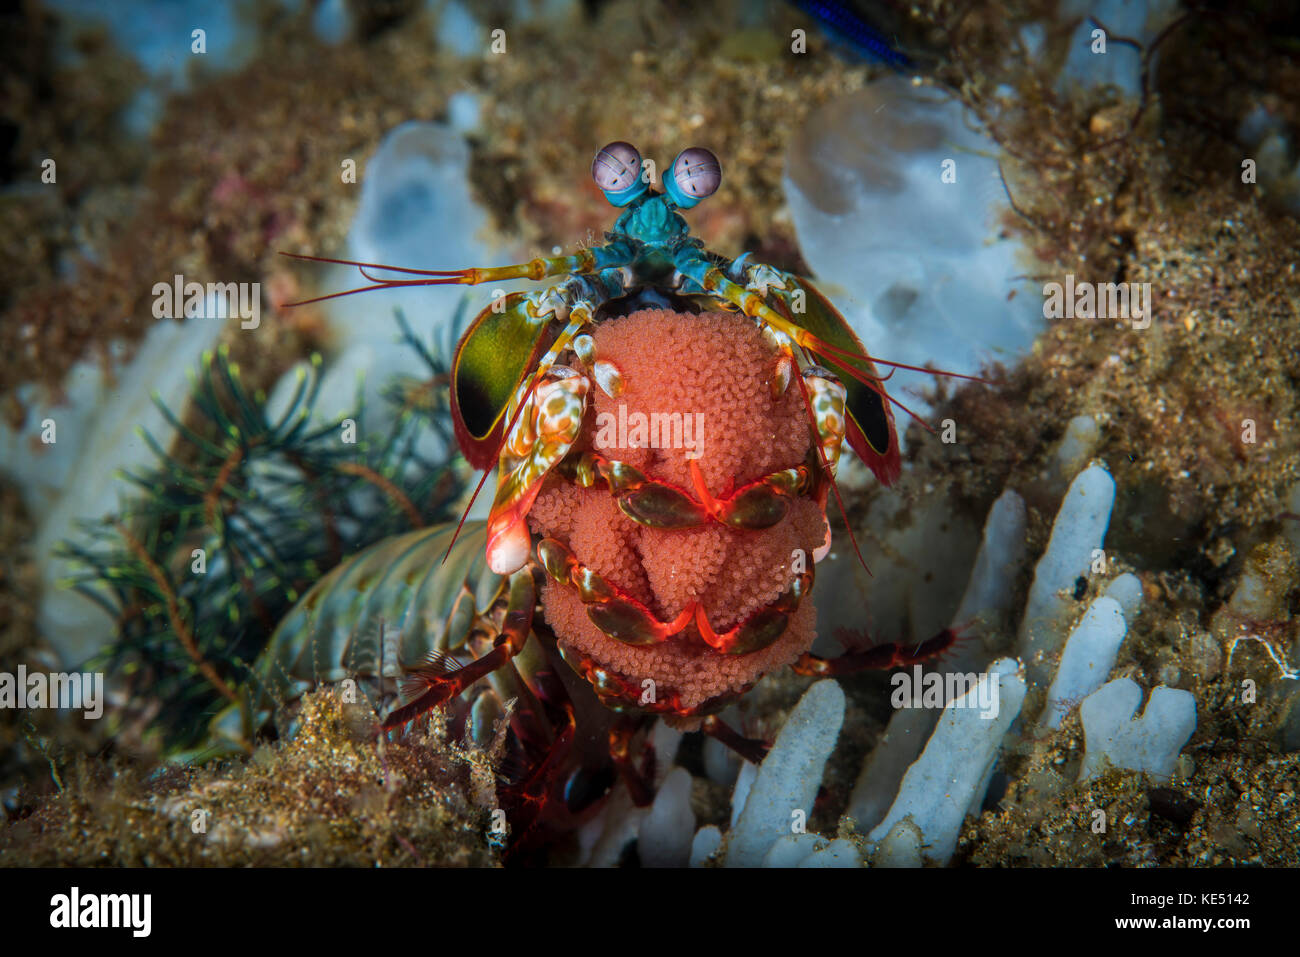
[383,568,536,729]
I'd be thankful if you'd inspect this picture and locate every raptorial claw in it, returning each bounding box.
[486,368,590,574]
[802,366,848,478]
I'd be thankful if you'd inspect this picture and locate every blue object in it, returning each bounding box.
[791,0,912,69]
[601,180,650,207]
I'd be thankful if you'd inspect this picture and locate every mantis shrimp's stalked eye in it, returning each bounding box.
[665,147,721,209]
[592,141,648,207]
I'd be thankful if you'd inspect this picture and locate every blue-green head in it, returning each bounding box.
[592,141,721,245]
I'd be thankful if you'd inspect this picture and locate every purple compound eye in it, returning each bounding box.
[668,148,721,207]
[592,142,643,193]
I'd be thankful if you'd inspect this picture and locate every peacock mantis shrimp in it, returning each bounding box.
[248,142,980,851]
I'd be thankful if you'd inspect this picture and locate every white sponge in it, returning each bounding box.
[725,680,845,867]
[1079,679,1197,783]
[867,658,1026,864]
[1042,596,1127,730]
